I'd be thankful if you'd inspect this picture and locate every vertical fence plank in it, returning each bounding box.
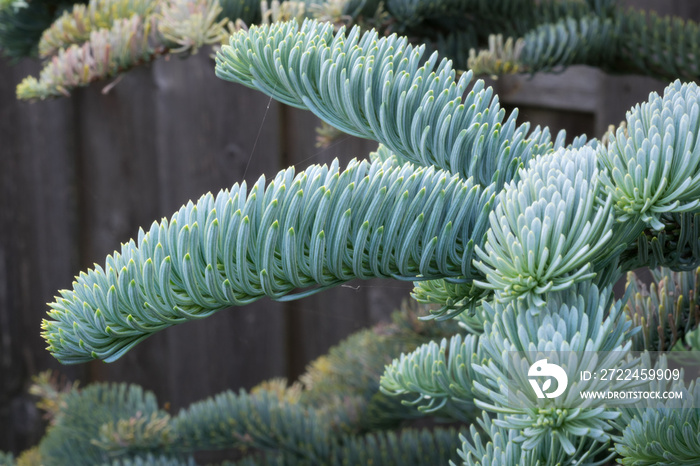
[148,52,288,408]
[72,64,175,399]
[0,58,83,454]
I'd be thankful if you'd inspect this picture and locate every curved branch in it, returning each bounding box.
[215,19,556,188]
[42,158,493,363]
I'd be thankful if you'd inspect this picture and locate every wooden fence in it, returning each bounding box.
[0,0,695,455]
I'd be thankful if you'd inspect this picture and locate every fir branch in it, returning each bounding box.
[519,15,616,72]
[305,0,353,28]
[474,146,617,310]
[458,411,615,465]
[600,81,700,231]
[614,356,700,465]
[469,282,633,460]
[93,411,176,457]
[17,0,227,100]
[29,370,80,424]
[379,333,478,412]
[469,14,618,76]
[457,413,525,466]
[16,15,162,100]
[467,34,524,77]
[467,4,700,83]
[619,212,700,272]
[390,0,607,49]
[221,426,466,466]
[617,8,700,83]
[42,158,493,363]
[38,0,157,58]
[215,19,557,187]
[623,267,700,352]
[259,0,306,25]
[157,0,228,54]
[37,383,167,465]
[411,278,488,321]
[172,388,334,460]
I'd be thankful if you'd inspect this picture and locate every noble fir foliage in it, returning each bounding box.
[9,0,700,100]
[25,12,700,464]
[0,0,689,464]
